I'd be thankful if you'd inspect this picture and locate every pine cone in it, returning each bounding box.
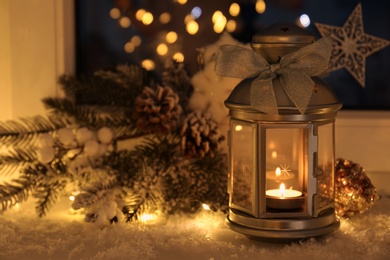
[133,86,182,134]
[180,111,225,158]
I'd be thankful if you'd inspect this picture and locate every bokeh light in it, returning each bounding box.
[141,59,155,70]
[157,43,168,56]
[109,8,121,19]
[159,12,171,24]
[191,6,202,19]
[141,12,154,25]
[226,20,237,32]
[124,42,135,53]
[119,17,131,28]
[299,14,311,27]
[135,9,146,21]
[172,52,184,62]
[166,31,178,44]
[256,0,266,14]
[131,35,142,46]
[229,3,240,17]
[186,20,199,35]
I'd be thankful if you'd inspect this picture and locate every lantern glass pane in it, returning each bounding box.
[265,128,303,193]
[230,120,256,212]
[316,123,335,209]
[264,126,308,212]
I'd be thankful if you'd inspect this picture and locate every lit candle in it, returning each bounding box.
[266,183,302,198]
[266,183,304,209]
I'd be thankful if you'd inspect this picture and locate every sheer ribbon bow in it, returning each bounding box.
[215,38,332,115]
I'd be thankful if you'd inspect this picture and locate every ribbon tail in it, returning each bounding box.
[279,70,314,114]
[250,77,278,115]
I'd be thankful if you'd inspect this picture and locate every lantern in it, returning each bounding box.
[218,24,342,241]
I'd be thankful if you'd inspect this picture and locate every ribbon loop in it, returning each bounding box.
[215,37,332,115]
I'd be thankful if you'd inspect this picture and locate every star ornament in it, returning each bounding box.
[315,3,390,87]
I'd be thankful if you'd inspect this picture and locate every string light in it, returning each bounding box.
[177,0,187,4]
[212,10,227,33]
[186,20,199,35]
[229,3,240,17]
[172,52,184,62]
[69,195,75,201]
[191,6,202,19]
[184,14,194,24]
[119,17,131,28]
[212,11,223,24]
[156,43,168,56]
[135,9,146,21]
[109,8,121,19]
[256,0,266,14]
[131,35,142,47]
[202,203,211,211]
[141,12,154,25]
[226,20,237,32]
[159,12,171,24]
[166,31,178,44]
[141,59,155,70]
[124,42,135,53]
[299,14,311,27]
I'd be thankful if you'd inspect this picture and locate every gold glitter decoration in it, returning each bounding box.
[315,3,390,87]
[335,158,379,218]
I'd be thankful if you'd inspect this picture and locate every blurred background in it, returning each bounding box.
[75,0,390,110]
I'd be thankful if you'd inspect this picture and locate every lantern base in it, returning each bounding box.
[226,209,340,243]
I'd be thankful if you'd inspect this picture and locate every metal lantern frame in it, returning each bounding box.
[223,24,342,242]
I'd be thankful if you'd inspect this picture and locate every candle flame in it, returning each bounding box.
[279,183,286,197]
[275,167,281,176]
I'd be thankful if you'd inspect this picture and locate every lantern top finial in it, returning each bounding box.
[252,23,315,44]
[251,23,316,63]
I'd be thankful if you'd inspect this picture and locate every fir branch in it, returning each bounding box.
[0,147,37,176]
[0,176,35,212]
[33,180,66,217]
[59,64,152,108]
[0,115,67,147]
[129,135,180,172]
[188,152,228,208]
[43,97,136,129]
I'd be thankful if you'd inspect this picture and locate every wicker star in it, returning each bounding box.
[315,3,390,87]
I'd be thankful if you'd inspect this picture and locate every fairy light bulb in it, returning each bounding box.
[124,42,135,53]
[141,12,153,25]
[166,31,178,44]
[141,59,155,70]
[109,8,121,19]
[177,0,187,4]
[256,0,266,14]
[212,11,223,24]
[172,52,184,62]
[186,20,199,35]
[229,3,240,16]
[299,14,311,27]
[157,43,168,56]
[119,17,131,28]
[202,203,211,210]
[131,35,142,47]
[226,20,237,32]
[135,9,146,21]
[159,12,171,24]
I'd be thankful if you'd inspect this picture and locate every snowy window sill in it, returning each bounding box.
[1,190,389,260]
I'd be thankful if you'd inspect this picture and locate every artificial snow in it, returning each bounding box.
[1,194,389,260]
